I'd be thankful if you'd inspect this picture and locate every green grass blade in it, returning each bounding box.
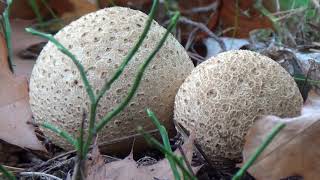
[25,28,96,103]
[78,110,86,159]
[41,122,78,149]
[95,12,180,133]
[294,76,320,86]
[96,0,159,103]
[146,109,180,180]
[138,127,196,180]
[3,0,14,72]
[0,164,16,180]
[28,0,44,26]
[232,122,285,180]
[40,0,59,20]
[82,0,160,157]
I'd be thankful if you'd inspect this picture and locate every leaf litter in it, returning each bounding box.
[0,26,44,151]
[243,90,320,180]
[85,134,201,180]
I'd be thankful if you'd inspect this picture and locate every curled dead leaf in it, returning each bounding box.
[243,91,320,180]
[0,32,45,151]
[85,135,201,180]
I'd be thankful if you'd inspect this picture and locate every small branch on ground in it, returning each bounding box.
[20,172,62,180]
[179,16,226,51]
[178,145,195,176]
[182,1,219,14]
[185,28,199,50]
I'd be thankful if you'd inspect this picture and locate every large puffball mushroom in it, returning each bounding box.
[29,7,194,150]
[174,50,303,162]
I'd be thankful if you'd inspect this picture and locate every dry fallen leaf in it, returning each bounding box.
[11,19,44,79]
[0,32,45,151]
[60,0,97,23]
[145,134,201,179]
[243,91,320,180]
[85,135,200,180]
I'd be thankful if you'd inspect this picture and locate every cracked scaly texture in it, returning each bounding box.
[174,50,303,162]
[29,7,194,150]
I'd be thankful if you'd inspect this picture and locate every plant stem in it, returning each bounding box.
[25,28,96,104]
[82,102,97,157]
[41,122,78,148]
[0,164,15,180]
[78,110,86,159]
[254,0,282,43]
[40,0,59,20]
[138,127,196,180]
[82,0,159,157]
[95,12,180,133]
[20,172,61,180]
[3,0,14,73]
[96,0,159,104]
[294,77,320,85]
[232,122,285,180]
[146,109,180,180]
[28,0,44,26]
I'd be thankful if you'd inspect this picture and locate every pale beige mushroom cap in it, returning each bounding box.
[174,50,303,162]
[29,7,194,150]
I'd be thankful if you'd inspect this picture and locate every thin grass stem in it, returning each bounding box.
[41,122,78,148]
[232,122,285,180]
[25,28,96,104]
[95,12,180,134]
[83,0,160,156]
[146,109,180,180]
[0,164,15,180]
[28,0,44,26]
[3,0,14,72]
[96,0,159,103]
[138,127,196,180]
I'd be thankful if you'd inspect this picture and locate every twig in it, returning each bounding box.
[71,159,82,180]
[185,28,199,50]
[188,51,205,64]
[43,157,75,173]
[99,129,159,146]
[274,7,306,21]
[182,1,219,14]
[0,164,15,180]
[29,151,76,172]
[29,129,158,172]
[20,172,62,180]
[2,165,24,173]
[179,16,226,51]
[177,146,195,177]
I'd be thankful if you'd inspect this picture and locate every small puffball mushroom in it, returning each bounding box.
[174,50,303,162]
[29,7,194,150]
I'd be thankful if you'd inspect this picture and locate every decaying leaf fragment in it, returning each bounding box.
[243,91,320,180]
[0,33,44,151]
[85,135,200,180]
